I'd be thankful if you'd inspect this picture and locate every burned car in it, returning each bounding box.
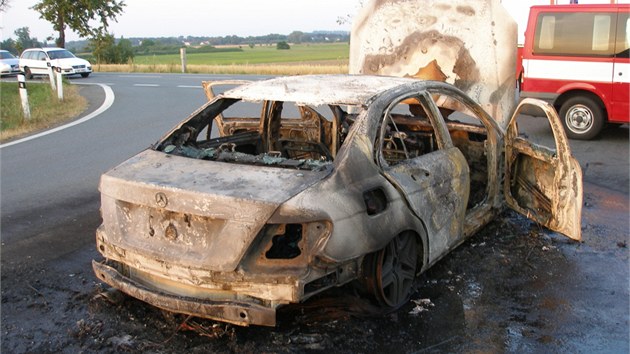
[93,74,582,326]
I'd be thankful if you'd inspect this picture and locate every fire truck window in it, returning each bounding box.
[616,14,630,58]
[534,12,616,56]
[592,15,611,51]
[538,15,555,50]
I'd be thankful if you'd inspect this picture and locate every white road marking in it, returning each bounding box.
[119,75,162,78]
[0,83,115,149]
[177,85,201,88]
[133,84,160,87]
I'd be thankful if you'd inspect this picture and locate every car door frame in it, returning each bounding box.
[373,89,470,258]
[504,98,583,241]
[422,85,505,239]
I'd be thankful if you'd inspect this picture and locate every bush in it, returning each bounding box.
[276,41,290,50]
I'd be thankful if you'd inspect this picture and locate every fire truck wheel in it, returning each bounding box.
[559,96,605,140]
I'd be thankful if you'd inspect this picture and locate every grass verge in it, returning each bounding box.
[0,81,88,142]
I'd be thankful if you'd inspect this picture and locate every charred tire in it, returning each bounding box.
[362,232,417,308]
[23,67,32,79]
[559,96,605,140]
[81,73,90,78]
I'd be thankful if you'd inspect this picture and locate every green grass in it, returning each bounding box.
[0,81,87,141]
[132,42,349,65]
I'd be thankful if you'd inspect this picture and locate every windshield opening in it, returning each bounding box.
[155,98,360,171]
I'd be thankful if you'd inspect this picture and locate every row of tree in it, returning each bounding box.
[64,30,349,55]
[180,31,349,46]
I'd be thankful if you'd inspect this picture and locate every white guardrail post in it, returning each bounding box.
[55,66,63,101]
[17,74,31,120]
[47,62,56,91]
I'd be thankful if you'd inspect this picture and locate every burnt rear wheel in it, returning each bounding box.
[363,232,418,307]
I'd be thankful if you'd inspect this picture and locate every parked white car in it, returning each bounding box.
[19,47,92,78]
[0,50,20,76]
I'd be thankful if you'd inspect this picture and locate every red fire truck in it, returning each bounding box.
[518,3,629,139]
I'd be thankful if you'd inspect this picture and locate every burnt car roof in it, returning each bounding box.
[221,74,421,106]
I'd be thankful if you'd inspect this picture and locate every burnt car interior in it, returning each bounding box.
[157,86,492,211]
[378,95,490,210]
[156,98,355,171]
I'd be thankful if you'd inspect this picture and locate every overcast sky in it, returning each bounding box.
[1,0,627,44]
[0,0,360,42]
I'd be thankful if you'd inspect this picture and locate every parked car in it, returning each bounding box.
[0,50,20,76]
[93,75,583,327]
[19,47,92,79]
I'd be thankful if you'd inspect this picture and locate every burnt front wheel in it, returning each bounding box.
[363,232,418,308]
[559,96,605,140]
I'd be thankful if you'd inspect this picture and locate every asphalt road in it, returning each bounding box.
[2,73,626,263]
[0,73,628,352]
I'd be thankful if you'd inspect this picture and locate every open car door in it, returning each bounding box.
[504,98,583,241]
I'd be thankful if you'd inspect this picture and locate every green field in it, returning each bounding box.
[132,42,350,65]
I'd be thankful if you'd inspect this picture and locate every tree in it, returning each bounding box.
[89,34,115,63]
[13,27,41,53]
[0,0,10,13]
[140,39,155,47]
[89,34,134,64]
[32,0,125,48]
[287,31,304,44]
[117,38,133,63]
[0,39,18,54]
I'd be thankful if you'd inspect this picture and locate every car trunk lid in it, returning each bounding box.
[99,149,330,272]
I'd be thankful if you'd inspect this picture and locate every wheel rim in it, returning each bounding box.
[374,233,417,307]
[565,104,594,134]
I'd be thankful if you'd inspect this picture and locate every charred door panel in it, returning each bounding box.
[505,98,583,240]
[383,148,469,256]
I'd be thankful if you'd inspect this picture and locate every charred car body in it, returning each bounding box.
[93,74,582,326]
[94,0,583,327]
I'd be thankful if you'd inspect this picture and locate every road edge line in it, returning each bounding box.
[0,83,115,149]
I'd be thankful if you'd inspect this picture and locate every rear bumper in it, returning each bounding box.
[92,260,278,326]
